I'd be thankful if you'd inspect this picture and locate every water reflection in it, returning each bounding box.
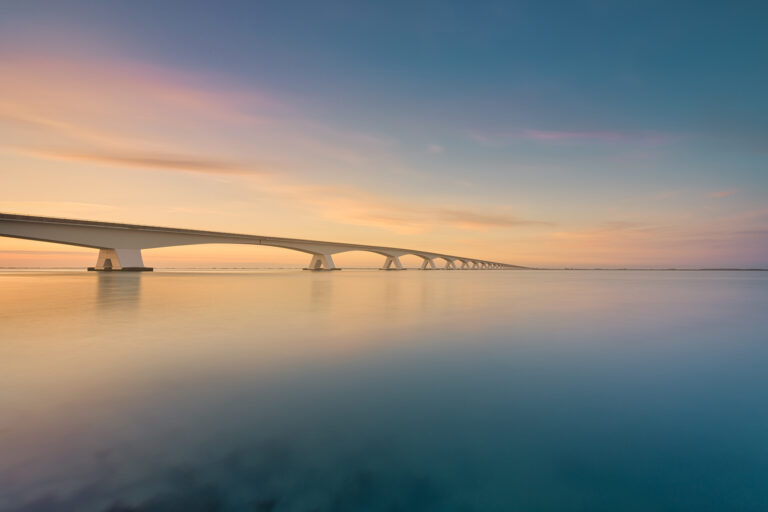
[309,273,334,313]
[1,270,767,511]
[96,273,143,312]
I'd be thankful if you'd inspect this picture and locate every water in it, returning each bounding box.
[1,270,767,511]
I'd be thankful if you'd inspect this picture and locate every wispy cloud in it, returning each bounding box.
[8,139,547,234]
[709,189,737,198]
[0,51,392,172]
[437,209,547,229]
[10,147,269,176]
[253,179,549,234]
[527,129,627,141]
[550,221,666,240]
[469,128,677,146]
[344,208,545,233]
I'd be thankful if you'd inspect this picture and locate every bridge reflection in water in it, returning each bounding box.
[0,213,525,271]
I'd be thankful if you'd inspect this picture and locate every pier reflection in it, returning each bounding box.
[95,272,143,312]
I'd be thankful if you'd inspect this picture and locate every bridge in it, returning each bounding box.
[0,213,525,271]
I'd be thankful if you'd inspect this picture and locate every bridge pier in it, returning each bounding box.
[305,253,339,271]
[88,248,152,271]
[420,257,437,270]
[381,255,404,270]
[444,259,457,270]
[459,259,470,269]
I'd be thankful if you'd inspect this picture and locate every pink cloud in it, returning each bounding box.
[470,129,677,145]
[709,189,737,198]
[524,129,626,141]
[0,50,397,171]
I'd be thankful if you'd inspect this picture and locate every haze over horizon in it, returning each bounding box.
[1,1,767,268]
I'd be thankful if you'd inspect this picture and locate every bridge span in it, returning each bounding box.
[0,213,525,271]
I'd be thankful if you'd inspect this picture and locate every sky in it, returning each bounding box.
[1,0,766,268]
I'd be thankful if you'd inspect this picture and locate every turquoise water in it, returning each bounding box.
[1,270,767,511]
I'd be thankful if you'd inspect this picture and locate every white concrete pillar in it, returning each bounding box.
[445,259,457,270]
[90,248,151,271]
[306,253,337,270]
[381,255,404,270]
[420,257,437,270]
[472,261,480,269]
[460,260,470,269]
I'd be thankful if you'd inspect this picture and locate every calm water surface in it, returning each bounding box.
[1,270,767,511]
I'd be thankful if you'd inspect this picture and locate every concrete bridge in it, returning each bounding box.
[0,213,525,271]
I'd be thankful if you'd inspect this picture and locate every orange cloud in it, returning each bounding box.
[8,147,269,176]
[250,179,548,234]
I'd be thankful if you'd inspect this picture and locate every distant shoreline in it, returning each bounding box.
[557,268,768,271]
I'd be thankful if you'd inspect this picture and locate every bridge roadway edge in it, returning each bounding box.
[0,212,526,271]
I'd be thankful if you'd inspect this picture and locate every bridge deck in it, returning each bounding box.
[0,212,525,270]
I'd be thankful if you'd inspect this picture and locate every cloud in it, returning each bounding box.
[257,180,549,234]
[341,208,542,233]
[11,147,268,175]
[709,189,737,198]
[526,215,768,268]
[0,51,393,172]
[437,209,548,229]
[0,53,279,125]
[525,129,626,141]
[3,122,544,236]
[549,221,665,240]
[469,128,677,146]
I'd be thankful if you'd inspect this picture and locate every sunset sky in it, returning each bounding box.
[1,1,767,268]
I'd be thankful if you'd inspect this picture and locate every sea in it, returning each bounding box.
[1,269,767,511]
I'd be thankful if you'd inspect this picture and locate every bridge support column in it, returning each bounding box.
[444,259,457,270]
[305,253,338,271]
[472,261,480,269]
[420,257,437,270]
[460,260,470,270]
[381,255,404,270]
[88,248,152,271]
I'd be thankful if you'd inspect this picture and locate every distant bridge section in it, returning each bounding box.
[0,213,526,271]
